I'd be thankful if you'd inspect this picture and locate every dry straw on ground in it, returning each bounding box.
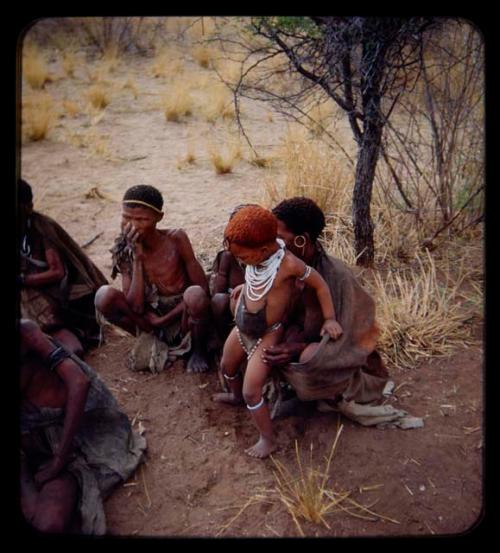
[86,85,111,110]
[261,126,352,217]
[23,45,51,89]
[162,80,194,122]
[368,250,478,368]
[22,91,56,142]
[217,423,399,537]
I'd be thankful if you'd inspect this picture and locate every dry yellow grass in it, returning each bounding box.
[177,137,197,169]
[162,80,194,122]
[86,85,111,110]
[23,45,51,89]
[200,82,236,123]
[261,126,352,217]
[122,75,139,99]
[22,91,55,142]
[305,102,336,137]
[63,99,80,118]
[67,129,110,158]
[217,423,399,537]
[367,250,478,368]
[151,47,185,79]
[208,140,241,175]
[62,51,78,78]
[192,44,215,69]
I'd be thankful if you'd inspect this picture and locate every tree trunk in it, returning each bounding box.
[352,118,382,267]
[352,30,386,267]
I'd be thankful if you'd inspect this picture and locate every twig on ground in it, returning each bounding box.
[81,232,103,249]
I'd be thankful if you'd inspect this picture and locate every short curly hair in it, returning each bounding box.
[224,205,277,247]
[272,196,326,243]
[123,185,163,212]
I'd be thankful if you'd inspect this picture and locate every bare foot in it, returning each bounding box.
[186,351,210,373]
[212,392,243,405]
[245,436,277,459]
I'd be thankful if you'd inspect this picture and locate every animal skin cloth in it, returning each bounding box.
[20,211,108,343]
[21,347,147,535]
[277,245,423,429]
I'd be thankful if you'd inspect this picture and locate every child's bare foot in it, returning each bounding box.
[212,392,243,405]
[245,436,277,459]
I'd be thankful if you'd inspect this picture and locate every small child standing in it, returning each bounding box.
[213,205,342,458]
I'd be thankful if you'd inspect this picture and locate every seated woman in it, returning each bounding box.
[262,197,392,423]
[18,179,108,355]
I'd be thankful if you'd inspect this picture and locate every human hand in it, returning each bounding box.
[262,343,305,367]
[143,310,164,328]
[34,455,67,487]
[230,284,243,301]
[320,318,343,340]
[123,222,144,257]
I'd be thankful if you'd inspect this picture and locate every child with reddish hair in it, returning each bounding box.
[214,205,343,458]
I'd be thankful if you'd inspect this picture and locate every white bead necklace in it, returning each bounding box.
[245,239,285,302]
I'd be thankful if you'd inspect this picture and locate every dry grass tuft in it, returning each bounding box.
[208,139,241,175]
[62,51,78,78]
[162,81,194,122]
[23,45,51,89]
[122,75,139,99]
[304,102,335,137]
[86,85,111,110]
[261,126,352,217]
[63,99,80,118]
[22,91,56,142]
[192,44,214,69]
[151,48,185,79]
[217,423,399,537]
[200,82,236,123]
[367,250,479,368]
[177,138,197,169]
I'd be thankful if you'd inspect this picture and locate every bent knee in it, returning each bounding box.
[211,293,229,315]
[94,285,119,313]
[299,342,320,364]
[243,390,262,407]
[184,285,210,312]
[33,513,68,534]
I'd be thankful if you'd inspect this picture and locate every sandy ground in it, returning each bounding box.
[20,38,485,538]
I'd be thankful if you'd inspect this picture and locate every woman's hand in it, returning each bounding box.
[320,318,343,340]
[261,342,306,367]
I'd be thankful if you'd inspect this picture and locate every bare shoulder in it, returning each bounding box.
[166,228,197,259]
[167,228,191,245]
[282,249,305,276]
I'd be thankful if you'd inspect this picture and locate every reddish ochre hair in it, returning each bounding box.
[224,205,278,247]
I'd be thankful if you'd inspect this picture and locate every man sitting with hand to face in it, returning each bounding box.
[95,185,212,374]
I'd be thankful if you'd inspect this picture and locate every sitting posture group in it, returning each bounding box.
[19,180,404,535]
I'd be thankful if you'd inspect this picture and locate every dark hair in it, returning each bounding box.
[18,179,33,205]
[123,185,163,211]
[272,196,326,243]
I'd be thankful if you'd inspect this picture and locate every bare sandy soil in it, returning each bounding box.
[20,42,485,538]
